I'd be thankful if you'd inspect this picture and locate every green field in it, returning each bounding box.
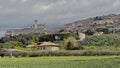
[0,56,120,68]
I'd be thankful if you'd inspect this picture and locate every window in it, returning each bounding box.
[43,47,46,50]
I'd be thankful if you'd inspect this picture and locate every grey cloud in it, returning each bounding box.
[0,0,120,28]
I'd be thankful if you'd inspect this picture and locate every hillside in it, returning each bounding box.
[64,14,120,33]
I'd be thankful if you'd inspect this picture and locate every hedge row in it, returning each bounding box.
[4,50,120,57]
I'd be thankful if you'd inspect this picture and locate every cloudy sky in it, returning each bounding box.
[0,0,120,37]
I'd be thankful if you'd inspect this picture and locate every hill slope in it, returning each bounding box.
[65,14,120,33]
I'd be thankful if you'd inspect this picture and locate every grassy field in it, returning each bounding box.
[0,56,120,68]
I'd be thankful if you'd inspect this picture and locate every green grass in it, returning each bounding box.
[0,56,120,68]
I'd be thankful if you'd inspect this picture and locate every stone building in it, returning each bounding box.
[5,20,46,36]
[38,42,60,51]
[27,20,46,30]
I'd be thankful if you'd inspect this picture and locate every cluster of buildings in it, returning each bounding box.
[5,20,57,36]
[6,14,120,37]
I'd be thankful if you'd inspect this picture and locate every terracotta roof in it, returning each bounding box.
[38,42,59,47]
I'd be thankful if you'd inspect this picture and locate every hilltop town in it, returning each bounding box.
[5,14,120,37]
[5,20,61,36]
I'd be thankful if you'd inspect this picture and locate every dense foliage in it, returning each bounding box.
[1,32,120,51]
[0,41,24,48]
[0,33,76,48]
[38,33,77,42]
[79,34,120,47]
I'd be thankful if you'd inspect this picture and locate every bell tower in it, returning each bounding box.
[34,19,38,29]
[35,19,37,24]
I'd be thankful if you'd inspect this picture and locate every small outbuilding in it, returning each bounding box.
[38,42,60,51]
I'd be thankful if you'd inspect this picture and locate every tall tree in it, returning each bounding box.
[64,36,78,50]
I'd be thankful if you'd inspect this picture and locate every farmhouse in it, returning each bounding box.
[38,42,60,51]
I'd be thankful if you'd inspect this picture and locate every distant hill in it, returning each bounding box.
[64,14,120,33]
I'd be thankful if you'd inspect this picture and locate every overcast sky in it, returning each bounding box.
[0,0,120,37]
